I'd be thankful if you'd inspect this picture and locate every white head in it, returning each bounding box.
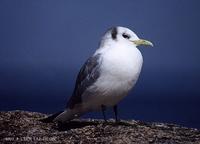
[100,26,153,48]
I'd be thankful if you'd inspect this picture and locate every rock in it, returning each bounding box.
[0,110,200,144]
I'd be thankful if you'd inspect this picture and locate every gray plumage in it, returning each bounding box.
[111,27,117,40]
[66,54,102,109]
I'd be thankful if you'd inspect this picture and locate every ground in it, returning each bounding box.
[0,110,200,144]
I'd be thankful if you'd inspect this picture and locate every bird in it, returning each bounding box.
[42,26,153,123]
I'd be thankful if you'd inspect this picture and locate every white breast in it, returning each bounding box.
[101,42,143,82]
[82,42,143,109]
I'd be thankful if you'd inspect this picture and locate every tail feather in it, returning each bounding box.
[54,109,77,123]
[39,111,63,123]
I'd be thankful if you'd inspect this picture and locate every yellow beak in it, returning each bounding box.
[132,39,153,47]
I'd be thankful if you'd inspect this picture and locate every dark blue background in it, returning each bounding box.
[0,0,200,129]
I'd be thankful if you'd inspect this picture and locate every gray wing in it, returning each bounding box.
[66,54,102,109]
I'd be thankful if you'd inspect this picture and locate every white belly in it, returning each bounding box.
[82,46,143,110]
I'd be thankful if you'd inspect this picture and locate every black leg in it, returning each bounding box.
[101,105,107,122]
[113,105,119,122]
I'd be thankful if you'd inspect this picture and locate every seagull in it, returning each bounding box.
[43,26,153,123]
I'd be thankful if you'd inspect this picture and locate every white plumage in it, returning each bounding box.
[84,35,143,109]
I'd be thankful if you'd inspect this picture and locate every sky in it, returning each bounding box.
[0,0,200,129]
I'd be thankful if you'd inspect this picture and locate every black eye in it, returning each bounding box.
[122,33,130,39]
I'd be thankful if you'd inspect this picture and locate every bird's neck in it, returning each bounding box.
[96,39,141,56]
